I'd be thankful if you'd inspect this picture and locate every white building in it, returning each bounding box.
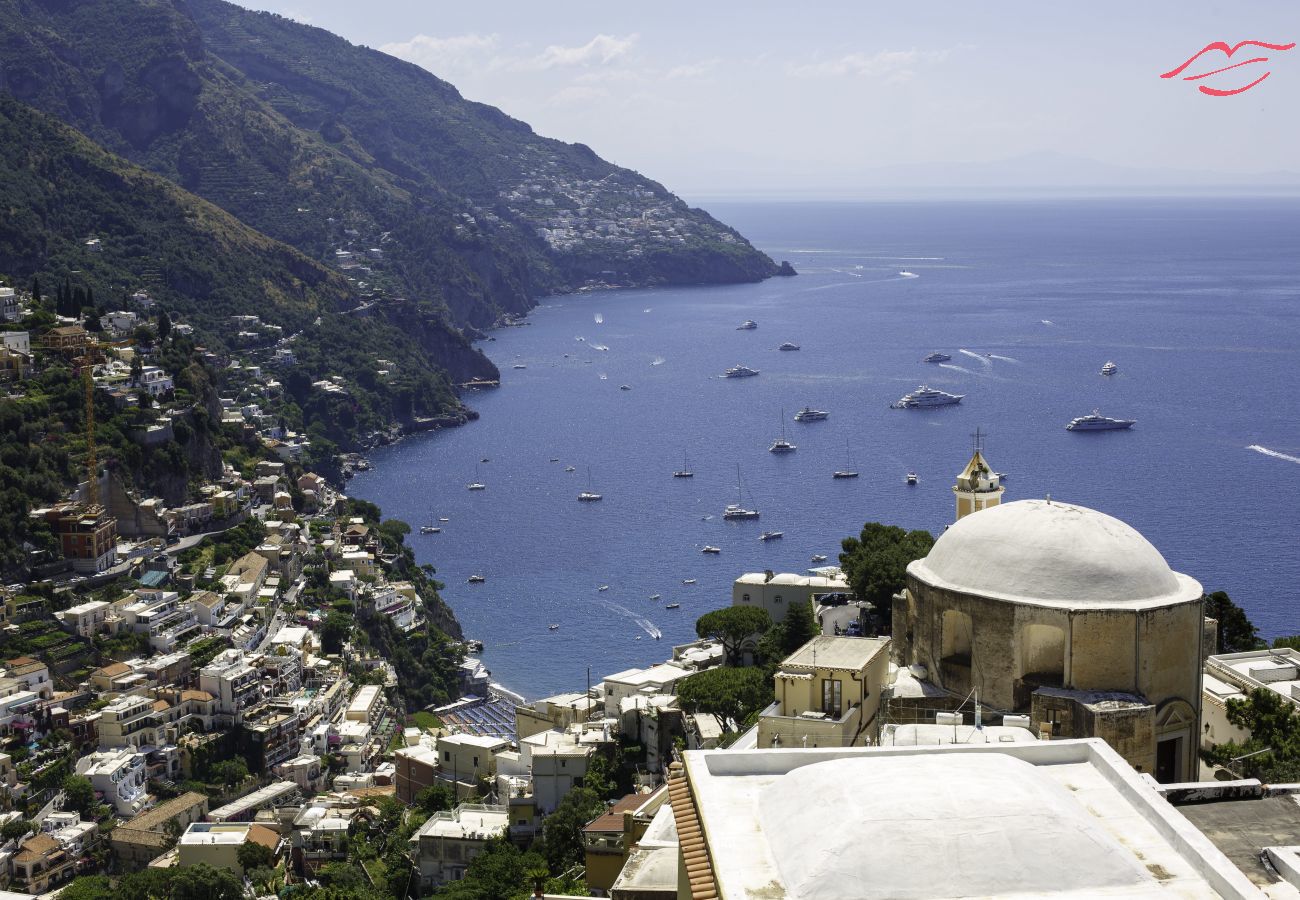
[199,650,263,720]
[118,590,199,652]
[345,684,386,726]
[521,728,596,814]
[666,739,1262,899]
[0,287,18,322]
[1202,648,1300,777]
[601,663,689,719]
[76,748,148,816]
[135,365,174,397]
[408,804,509,889]
[1,331,30,354]
[58,600,111,637]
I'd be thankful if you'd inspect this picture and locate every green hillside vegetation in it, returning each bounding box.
[0,0,779,336]
[0,96,479,448]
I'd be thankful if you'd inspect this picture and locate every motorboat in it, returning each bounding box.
[899,270,918,277]
[769,409,797,453]
[1066,410,1135,431]
[550,457,560,462]
[438,517,449,522]
[922,352,952,363]
[1101,361,1118,376]
[737,320,758,330]
[723,365,759,378]
[620,384,631,391]
[701,546,722,554]
[682,579,697,585]
[891,386,964,409]
[778,342,800,351]
[759,531,784,542]
[906,472,919,485]
[512,364,526,370]
[650,594,661,601]
[419,525,441,534]
[811,554,827,563]
[598,585,610,592]
[564,466,576,472]
[665,603,681,610]
[674,453,694,478]
[794,406,829,422]
[548,623,560,630]
[468,575,485,584]
[578,467,602,502]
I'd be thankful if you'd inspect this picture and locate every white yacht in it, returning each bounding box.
[758,531,784,542]
[737,320,758,330]
[701,546,722,554]
[906,472,919,485]
[468,575,485,584]
[891,386,964,409]
[1100,361,1118,376]
[778,342,800,351]
[723,365,759,378]
[794,406,829,422]
[922,352,952,363]
[811,554,827,563]
[1066,410,1135,431]
[419,525,441,534]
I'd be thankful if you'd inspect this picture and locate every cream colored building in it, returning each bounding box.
[514,691,600,740]
[408,804,508,889]
[177,822,281,873]
[892,498,1205,782]
[758,636,891,749]
[732,570,851,625]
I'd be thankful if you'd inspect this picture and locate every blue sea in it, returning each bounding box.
[348,199,1300,699]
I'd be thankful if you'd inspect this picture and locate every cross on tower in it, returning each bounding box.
[971,427,985,455]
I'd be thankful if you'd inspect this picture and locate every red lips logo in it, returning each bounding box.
[1161,40,1295,96]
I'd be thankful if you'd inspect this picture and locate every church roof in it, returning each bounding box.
[909,499,1202,609]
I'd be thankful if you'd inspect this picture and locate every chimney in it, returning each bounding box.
[764,569,774,583]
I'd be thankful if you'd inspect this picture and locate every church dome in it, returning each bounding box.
[908,499,1201,607]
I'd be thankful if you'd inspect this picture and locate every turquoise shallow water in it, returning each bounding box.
[349,199,1300,699]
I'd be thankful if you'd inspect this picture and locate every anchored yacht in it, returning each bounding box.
[794,406,829,422]
[778,342,800,351]
[891,386,964,409]
[922,352,952,363]
[723,365,759,378]
[737,320,758,330]
[1066,410,1135,431]
[1100,361,1118,376]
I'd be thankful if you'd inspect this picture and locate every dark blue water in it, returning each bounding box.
[350,199,1300,699]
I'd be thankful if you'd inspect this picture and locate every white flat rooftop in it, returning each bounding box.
[782,635,887,671]
[880,723,1038,746]
[683,740,1259,899]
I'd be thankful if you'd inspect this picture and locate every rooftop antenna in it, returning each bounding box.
[971,426,984,456]
[1045,493,1052,505]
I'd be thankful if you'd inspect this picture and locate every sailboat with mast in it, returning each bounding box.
[769,409,796,453]
[419,508,441,534]
[673,453,694,478]
[466,463,486,491]
[833,439,859,479]
[723,464,760,520]
[578,466,603,502]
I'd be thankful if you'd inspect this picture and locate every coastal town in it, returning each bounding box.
[2,269,1299,899]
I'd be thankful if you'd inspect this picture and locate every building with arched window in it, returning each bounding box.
[891,498,1205,782]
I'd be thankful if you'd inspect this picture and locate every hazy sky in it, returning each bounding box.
[234,1,1299,197]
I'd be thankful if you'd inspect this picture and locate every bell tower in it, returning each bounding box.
[954,428,1004,522]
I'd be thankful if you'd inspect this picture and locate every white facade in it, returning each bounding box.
[733,571,852,624]
[135,366,174,397]
[76,748,148,816]
[408,804,509,889]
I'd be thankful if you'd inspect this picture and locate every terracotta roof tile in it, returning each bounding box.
[668,762,717,900]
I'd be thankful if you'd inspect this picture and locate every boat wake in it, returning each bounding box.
[595,313,604,324]
[959,349,993,368]
[651,357,666,366]
[937,364,974,375]
[1248,445,1300,466]
[599,599,662,640]
[898,271,920,278]
[988,354,1020,364]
